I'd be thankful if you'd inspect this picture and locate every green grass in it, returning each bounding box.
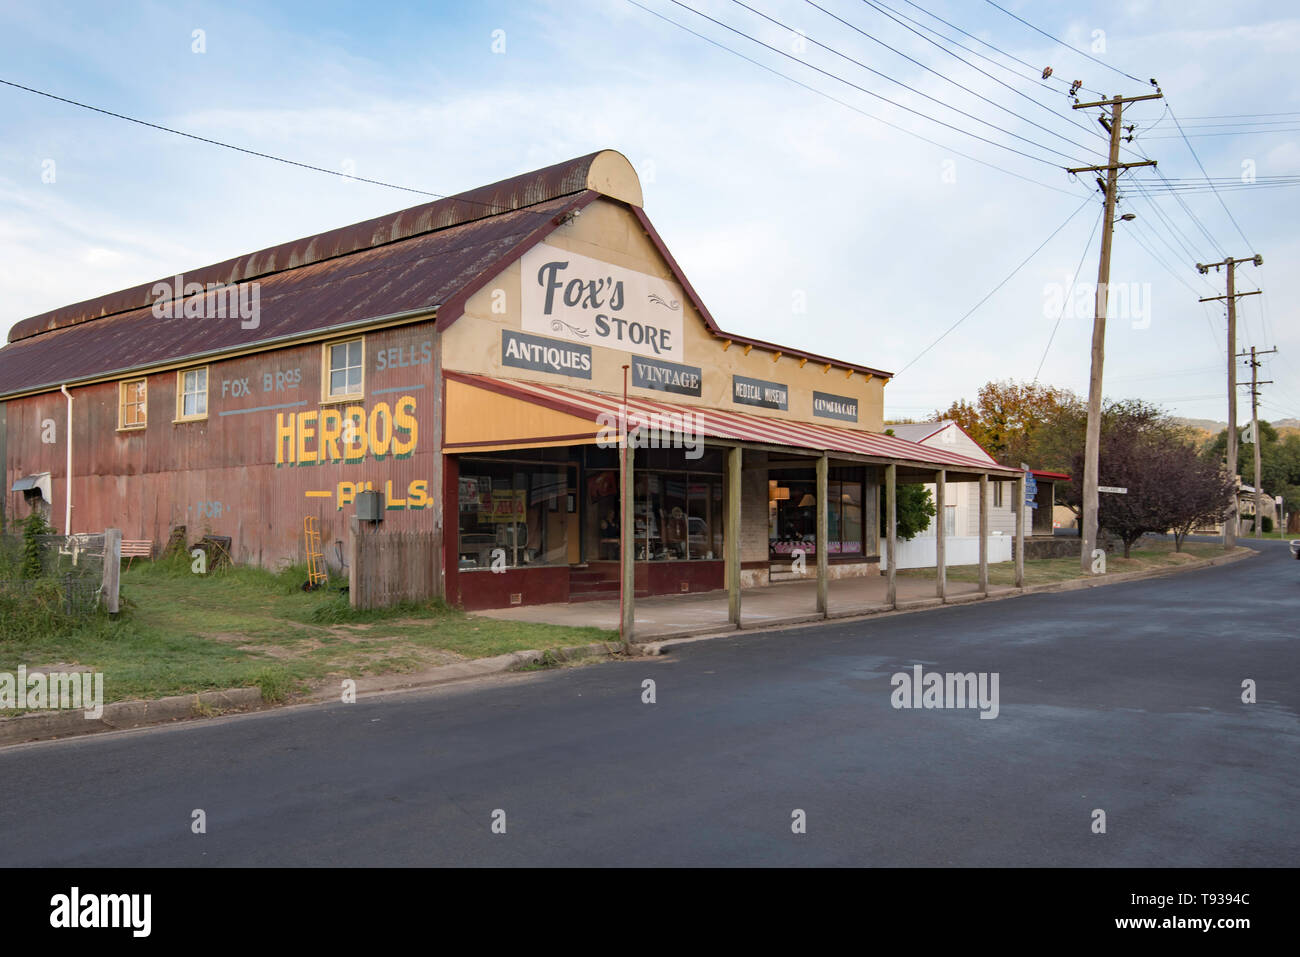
[899,539,1232,587]
[0,558,615,708]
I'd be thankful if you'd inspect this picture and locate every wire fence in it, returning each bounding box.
[0,533,107,618]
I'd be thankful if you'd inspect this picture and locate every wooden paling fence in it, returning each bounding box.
[349,518,438,610]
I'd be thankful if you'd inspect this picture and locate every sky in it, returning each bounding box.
[1,0,1297,428]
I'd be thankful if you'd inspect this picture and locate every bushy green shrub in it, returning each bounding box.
[20,511,53,579]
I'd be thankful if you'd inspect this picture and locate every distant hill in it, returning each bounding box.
[1173,416,1300,440]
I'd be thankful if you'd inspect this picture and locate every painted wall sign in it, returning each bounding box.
[732,375,788,411]
[631,356,702,397]
[375,341,432,371]
[501,329,592,379]
[275,395,419,466]
[812,391,858,422]
[520,242,686,361]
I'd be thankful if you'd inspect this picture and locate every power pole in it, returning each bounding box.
[1068,91,1161,573]
[1198,255,1263,548]
[1238,344,1276,538]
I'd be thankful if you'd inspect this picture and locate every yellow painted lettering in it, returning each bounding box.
[297,411,318,464]
[369,403,393,458]
[408,480,429,508]
[343,406,367,461]
[276,413,296,465]
[319,408,342,462]
[337,481,356,510]
[391,396,418,456]
[385,480,407,508]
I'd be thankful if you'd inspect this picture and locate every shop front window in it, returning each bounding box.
[458,458,573,570]
[768,467,866,558]
[582,447,723,563]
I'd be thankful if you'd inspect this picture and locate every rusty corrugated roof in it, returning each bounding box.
[0,192,588,398]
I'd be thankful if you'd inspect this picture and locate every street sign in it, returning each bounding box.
[1098,486,1128,494]
[1024,472,1037,506]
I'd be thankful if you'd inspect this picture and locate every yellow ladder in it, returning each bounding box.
[304,517,328,590]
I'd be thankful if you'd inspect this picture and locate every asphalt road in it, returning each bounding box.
[2,539,1296,867]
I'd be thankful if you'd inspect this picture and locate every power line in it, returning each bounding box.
[798,0,1108,160]
[728,0,1099,164]
[623,0,1088,196]
[0,77,445,199]
[862,0,1111,150]
[981,0,1148,86]
[898,193,1097,374]
[661,0,1089,169]
[1165,103,1255,251]
[1126,177,1209,264]
[1142,127,1300,139]
[1160,111,1300,121]
[898,0,1105,96]
[1034,204,1103,381]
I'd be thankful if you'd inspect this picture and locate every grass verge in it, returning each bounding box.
[0,557,615,709]
[898,539,1233,588]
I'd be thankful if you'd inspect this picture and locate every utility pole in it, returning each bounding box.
[1238,345,1276,538]
[1198,255,1263,548]
[1068,90,1161,573]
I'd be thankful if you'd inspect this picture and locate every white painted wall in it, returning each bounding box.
[879,534,1013,570]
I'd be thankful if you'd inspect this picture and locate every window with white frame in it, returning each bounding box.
[324,338,364,400]
[177,367,208,420]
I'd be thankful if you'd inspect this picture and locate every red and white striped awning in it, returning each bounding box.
[445,372,1018,475]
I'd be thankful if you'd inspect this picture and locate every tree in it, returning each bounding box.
[1069,401,1230,557]
[934,379,1082,469]
[881,484,936,542]
[1162,444,1238,551]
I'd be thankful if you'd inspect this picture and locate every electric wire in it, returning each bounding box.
[897,194,1097,375]
[1033,204,1103,381]
[623,0,1088,197]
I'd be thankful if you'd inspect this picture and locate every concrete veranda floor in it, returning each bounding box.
[473,572,1018,639]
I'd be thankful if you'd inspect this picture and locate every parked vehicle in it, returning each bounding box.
[1290,539,1300,560]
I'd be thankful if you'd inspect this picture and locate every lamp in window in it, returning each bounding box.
[768,481,790,502]
[796,493,816,509]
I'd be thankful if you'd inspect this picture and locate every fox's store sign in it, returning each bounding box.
[274,395,430,511]
[521,242,686,362]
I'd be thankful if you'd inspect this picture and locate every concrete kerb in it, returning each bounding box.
[0,642,627,749]
[0,687,265,748]
[0,549,1254,747]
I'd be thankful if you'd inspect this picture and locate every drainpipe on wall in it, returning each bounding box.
[60,384,73,535]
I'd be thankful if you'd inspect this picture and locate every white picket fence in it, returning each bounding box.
[878,534,1012,570]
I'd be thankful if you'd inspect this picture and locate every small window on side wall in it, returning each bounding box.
[176,367,208,421]
[323,338,364,401]
[119,378,147,430]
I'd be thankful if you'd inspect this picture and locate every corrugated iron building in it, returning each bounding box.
[0,149,1020,618]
